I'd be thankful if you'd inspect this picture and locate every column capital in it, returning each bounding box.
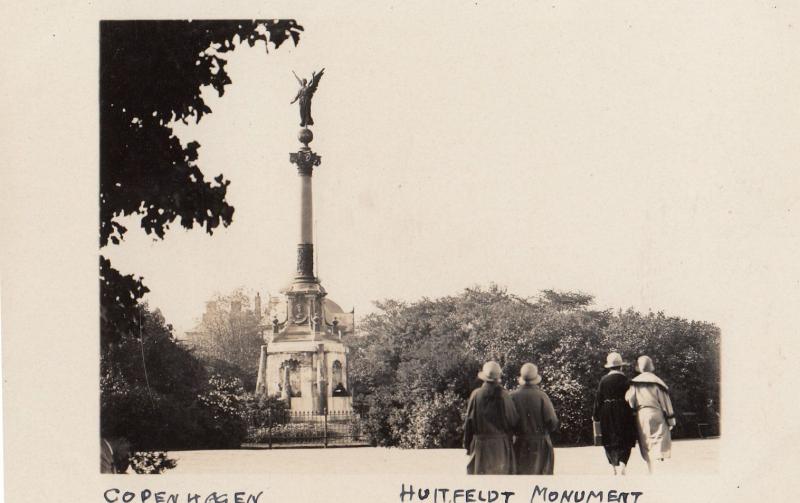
[290,147,321,176]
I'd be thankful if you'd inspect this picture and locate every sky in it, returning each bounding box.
[102,4,799,335]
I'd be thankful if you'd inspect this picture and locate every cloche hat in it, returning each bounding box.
[477,361,502,383]
[636,355,655,373]
[518,363,542,385]
[603,352,628,369]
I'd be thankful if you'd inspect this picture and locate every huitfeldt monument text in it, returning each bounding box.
[254,69,354,413]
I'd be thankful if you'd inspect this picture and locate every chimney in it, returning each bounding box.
[254,292,262,319]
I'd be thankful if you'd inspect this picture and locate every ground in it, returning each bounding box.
[168,438,718,475]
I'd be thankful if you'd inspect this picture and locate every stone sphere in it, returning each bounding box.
[298,128,313,145]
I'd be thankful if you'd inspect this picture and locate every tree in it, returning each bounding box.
[100,20,302,246]
[349,285,720,447]
[100,19,304,348]
[349,296,481,446]
[100,255,150,347]
[99,20,304,451]
[540,289,595,311]
[602,310,721,428]
[190,289,265,390]
[452,286,611,444]
[101,304,208,449]
[99,19,303,349]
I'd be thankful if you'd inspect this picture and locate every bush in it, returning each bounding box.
[194,375,248,449]
[101,304,254,451]
[349,416,363,439]
[399,390,466,449]
[247,421,357,444]
[241,393,289,427]
[129,452,177,474]
[353,394,402,446]
[350,286,721,448]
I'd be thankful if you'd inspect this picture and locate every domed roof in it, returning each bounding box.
[323,298,346,314]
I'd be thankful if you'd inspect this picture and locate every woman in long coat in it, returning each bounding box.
[463,361,519,475]
[510,363,559,475]
[625,355,676,474]
[593,352,637,475]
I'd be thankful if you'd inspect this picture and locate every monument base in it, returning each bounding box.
[256,339,351,413]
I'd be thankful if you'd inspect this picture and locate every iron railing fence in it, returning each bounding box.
[243,408,368,448]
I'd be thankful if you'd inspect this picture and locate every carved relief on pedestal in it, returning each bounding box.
[291,294,308,324]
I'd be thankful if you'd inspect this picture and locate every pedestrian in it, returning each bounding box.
[510,363,559,474]
[592,352,637,475]
[463,361,519,475]
[626,355,676,474]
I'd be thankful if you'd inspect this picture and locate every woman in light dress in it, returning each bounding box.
[625,355,676,474]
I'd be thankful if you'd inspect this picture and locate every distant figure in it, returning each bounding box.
[291,68,325,127]
[593,352,637,475]
[510,363,559,475]
[626,355,676,474]
[463,361,518,474]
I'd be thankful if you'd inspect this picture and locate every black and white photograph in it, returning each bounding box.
[97,16,724,477]
[3,2,800,502]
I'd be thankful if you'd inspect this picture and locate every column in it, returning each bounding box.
[290,135,321,282]
[255,345,268,396]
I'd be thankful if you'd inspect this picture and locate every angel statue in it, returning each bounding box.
[291,68,325,127]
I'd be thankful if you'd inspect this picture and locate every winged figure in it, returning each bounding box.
[291,68,325,127]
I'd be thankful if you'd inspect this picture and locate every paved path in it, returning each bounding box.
[168,438,718,475]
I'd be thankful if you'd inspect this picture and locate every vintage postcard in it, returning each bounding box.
[2,1,799,502]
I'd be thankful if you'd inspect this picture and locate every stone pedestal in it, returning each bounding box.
[264,339,350,412]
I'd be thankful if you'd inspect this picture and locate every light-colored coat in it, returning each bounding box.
[625,372,676,461]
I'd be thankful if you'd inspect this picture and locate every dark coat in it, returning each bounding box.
[592,372,637,464]
[463,382,519,475]
[510,384,559,475]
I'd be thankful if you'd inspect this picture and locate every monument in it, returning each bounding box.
[254,69,354,412]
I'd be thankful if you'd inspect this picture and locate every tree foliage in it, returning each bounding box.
[349,285,720,447]
[602,309,721,430]
[189,289,265,390]
[99,20,303,451]
[100,255,150,346]
[100,20,303,245]
[100,304,247,450]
